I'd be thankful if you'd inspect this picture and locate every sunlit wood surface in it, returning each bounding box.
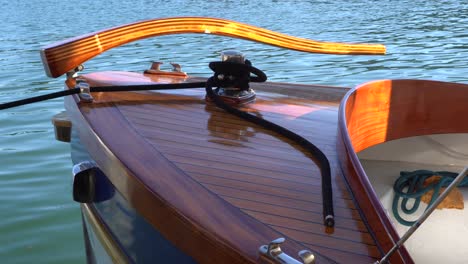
[337,79,468,264]
[63,71,417,263]
[41,17,386,78]
[343,79,468,152]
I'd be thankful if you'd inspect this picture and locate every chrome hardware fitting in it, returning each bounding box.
[150,61,163,71]
[209,50,256,105]
[72,161,98,203]
[145,61,187,77]
[298,250,316,264]
[170,62,182,72]
[221,50,245,63]
[66,64,84,80]
[72,161,98,180]
[76,81,93,103]
[259,238,315,264]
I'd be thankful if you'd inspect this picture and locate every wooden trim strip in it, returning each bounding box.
[41,17,385,77]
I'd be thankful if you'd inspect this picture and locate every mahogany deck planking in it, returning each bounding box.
[67,71,434,263]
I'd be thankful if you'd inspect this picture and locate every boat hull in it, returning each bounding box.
[72,128,197,263]
[65,71,449,263]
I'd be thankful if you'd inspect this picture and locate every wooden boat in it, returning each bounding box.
[39,17,468,263]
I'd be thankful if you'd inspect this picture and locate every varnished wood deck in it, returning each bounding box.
[67,71,392,263]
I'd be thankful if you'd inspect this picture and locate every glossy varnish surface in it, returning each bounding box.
[40,17,385,78]
[337,79,468,264]
[69,71,383,263]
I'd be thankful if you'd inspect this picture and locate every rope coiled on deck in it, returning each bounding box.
[392,170,468,226]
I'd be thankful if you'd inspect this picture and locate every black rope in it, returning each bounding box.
[208,60,267,89]
[205,62,335,227]
[0,82,206,111]
[90,82,206,92]
[0,88,81,110]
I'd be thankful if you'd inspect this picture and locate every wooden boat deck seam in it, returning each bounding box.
[179,164,350,197]
[198,181,355,210]
[301,242,378,261]
[217,193,361,221]
[170,159,325,187]
[122,102,339,136]
[144,136,319,166]
[141,131,318,161]
[157,145,325,176]
[265,223,376,247]
[274,226,380,257]
[162,151,326,181]
[189,171,351,199]
[166,156,322,184]
[239,207,366,233]
[132,120,308,152]
[120,106,287,136]
[224,196,366,231]
[146,138,318,168]
[135,127,307,155]
[241,207,370,235]
[122,108,278,137]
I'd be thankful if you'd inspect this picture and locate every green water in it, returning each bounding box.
[0,0,466,263]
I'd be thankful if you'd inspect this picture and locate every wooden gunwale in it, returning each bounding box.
[337,79,468,264]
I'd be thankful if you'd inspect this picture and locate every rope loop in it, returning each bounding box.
[392,170,468,226]
[208,60,267,90]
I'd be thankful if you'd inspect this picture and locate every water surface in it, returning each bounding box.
[0,0,466,263]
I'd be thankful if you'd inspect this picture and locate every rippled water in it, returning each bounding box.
[0,0,466,263]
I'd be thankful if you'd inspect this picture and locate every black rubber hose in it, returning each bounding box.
[205,77,335,227]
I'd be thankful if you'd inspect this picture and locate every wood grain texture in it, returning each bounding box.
[337,79,468,264]
[343,79,468,153]
[40,17,385,78]
[67,93,331,264]
[67,71,388,263]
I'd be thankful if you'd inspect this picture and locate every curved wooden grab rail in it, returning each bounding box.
[337,79,468,263]
[41,17,386,78]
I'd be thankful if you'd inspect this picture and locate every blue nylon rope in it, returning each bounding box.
[392,170,468,226]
